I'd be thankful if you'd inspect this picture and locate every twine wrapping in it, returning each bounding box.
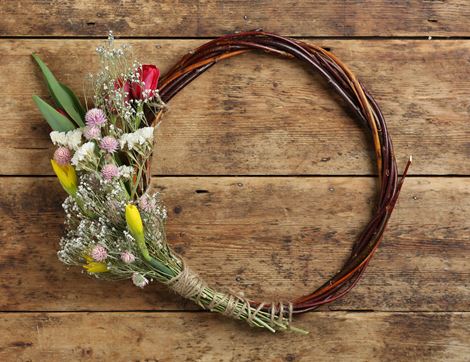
[166,262,293,328]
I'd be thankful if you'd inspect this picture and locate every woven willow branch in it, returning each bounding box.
[148,31,411,318]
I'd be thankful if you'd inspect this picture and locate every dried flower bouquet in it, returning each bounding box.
[34,32,306,333]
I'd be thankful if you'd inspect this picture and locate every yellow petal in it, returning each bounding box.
[51,159,78,196]
[82,254,93,263]
[125,204,150,260]
[125,204,144,236]
[83,262,108,273]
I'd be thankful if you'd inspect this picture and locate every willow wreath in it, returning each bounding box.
[33,31,410,334]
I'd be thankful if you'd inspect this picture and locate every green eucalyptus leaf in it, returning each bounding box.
[32,53,85,127]
[32,95,76,132]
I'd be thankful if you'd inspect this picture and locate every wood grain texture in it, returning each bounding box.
[1,176,468,312]
[1,3,469,358]
[1,39,470,175]
[1,1,470,37]
[0,312,468,361]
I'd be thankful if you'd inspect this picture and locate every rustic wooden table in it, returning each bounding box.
[0,1,469,361]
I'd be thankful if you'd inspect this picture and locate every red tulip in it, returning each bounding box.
[130,65,160,100]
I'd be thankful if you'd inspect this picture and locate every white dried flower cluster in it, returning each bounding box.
[120,127,154,151]
[71,142,97,170]
[118,165,134,179]
[50,129,83,150]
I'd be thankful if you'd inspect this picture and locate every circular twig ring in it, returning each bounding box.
[154,31,411,314]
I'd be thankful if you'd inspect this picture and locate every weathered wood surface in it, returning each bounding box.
[1,176,468,312]
[1,2,470,359]
[1,1,470,37]
[1,39,470,175]
[0,312,468,361]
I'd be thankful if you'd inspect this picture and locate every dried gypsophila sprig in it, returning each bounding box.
[90,31,165,132]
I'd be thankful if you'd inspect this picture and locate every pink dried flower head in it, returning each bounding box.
[91,245,108,261]
[85,108,107,127]
[83,126,101,140]
[138,194,156,212]
[100,136,119,153]
[132,272,149,288]
[120,251,135,264]
[53,147,72,165]
[101,164,119,180]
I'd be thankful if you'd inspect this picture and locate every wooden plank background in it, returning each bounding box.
[0,1,469,361]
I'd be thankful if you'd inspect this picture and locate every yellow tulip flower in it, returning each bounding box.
[125,204,144,236]
[82,254,108,273]
[50,159,78,196]
[125,204,150,260]
[83,261,108,273]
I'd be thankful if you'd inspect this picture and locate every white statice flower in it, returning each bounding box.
[50,131,67,145]
[71,142,96,170]
[50,129,83,150]
[118,165,134,179]
[120,127,154,151]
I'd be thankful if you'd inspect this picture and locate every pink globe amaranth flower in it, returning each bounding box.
[85,108,107,127]
[53,147,72,165]
[100,136,119,153]
[132,272,149,288]
[131,65,160,100]
[83,126,101,140]
[101,164,119,180]
[138,194,156,212]
[120,251,135,264]
[91,245,108,262]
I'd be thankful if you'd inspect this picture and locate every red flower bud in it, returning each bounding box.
[130,64,160,100]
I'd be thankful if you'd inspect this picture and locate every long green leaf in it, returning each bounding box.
[32,96,76,132]
[60,82,86,119]
[45,81,85,120]
[32,53,85,127]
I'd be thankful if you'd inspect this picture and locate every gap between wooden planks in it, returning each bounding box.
[1,1,470,37]
[0,39,469,175]
[0,312,468,361]
[1,176,468,312]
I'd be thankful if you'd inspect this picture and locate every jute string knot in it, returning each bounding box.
[166,262,207,305]
[166,262,293,327]
[269,301,293,327]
